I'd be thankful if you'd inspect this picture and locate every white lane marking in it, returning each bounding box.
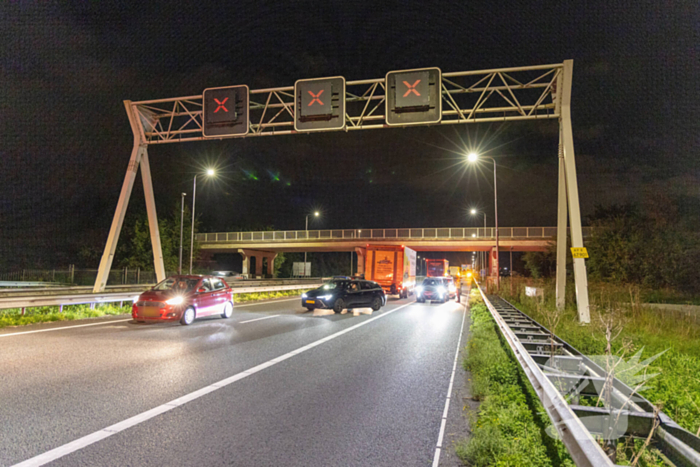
[432,301,467,467]
[0,319,133,338]
[13,302,415,467]
[234,297,301,307]
[238,315,280,324]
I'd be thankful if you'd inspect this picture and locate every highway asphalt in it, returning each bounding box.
[1,293,468,466]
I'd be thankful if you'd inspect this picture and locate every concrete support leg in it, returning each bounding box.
[266,253,278,277]
[355,247,366,277]
[561,60,591,324]
[556,137,569,311]
[238,250,249,276]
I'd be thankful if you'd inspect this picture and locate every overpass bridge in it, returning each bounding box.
[197,226,592,276]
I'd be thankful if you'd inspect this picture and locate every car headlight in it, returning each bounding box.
[302,293,307,298]
[448,284,456,292]
[415,286,423,293]
[437,286,446,294]
[165,296,184,305]
[318,294,333,300]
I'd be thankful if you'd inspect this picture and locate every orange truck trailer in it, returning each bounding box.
[426,259,449,277]
[365,245,416,298]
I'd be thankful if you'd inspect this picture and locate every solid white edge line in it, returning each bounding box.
[12,301,415,467]
[238,314,280,324]
[0,319,133,338]
[432,300,467,467]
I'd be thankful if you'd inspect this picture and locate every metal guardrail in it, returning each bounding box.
[476,283,700,466]
[197,226,593,243]
[0,282,323,312]
[0,281,63,288]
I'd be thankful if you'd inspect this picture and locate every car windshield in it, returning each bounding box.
[321,281,346,290]
[422,278,441,286]
[153,277,200,293]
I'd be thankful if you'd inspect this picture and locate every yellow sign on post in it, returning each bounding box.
[570,247,589,259]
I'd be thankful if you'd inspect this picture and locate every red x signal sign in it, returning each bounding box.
[307,90,324,106]
[402,80,421,97]
[214,97,229,113]
[202,85,249,137]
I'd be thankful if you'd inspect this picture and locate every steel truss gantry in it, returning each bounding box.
[93,60,590,324]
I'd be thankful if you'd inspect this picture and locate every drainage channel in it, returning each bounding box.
[476,284,700,467]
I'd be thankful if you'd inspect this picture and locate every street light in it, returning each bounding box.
[468,153,499,289]
[189,168,216,274]
[470,208,487,275]
[179,192,186,274]
[304,211,319,277]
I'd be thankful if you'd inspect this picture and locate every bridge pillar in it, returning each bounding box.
[355,247,366,277]
[239,249,277,278]
[490,246,499,277]
[266,253,278,277]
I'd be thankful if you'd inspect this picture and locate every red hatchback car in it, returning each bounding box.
[132,275,234,325]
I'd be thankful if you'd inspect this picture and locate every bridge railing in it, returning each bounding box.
[197,227,592,243]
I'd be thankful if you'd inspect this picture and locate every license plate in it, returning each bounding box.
[305,300,315,304]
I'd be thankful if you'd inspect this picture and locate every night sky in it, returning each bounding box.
[1,1,698,268]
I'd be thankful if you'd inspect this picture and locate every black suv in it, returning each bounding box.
[302,279,386,313]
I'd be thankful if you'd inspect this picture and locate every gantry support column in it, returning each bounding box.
[355,247,366,277]
[93,101,165,292]
[555,135,568,311]
[560,60,591,323]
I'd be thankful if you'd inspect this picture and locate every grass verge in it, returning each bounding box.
[456,290,574,467]
[0,288,312,328]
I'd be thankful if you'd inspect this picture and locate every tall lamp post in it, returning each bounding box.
[189,168,215,274]
[179,192,186,274]
[470,208,488,274]
[468,153,499,289]
[304,211,319,277]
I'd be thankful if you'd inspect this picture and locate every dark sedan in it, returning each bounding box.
[302,279,386,313]
[132,275,234,325]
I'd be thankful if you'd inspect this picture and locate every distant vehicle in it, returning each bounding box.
[449,266,461,276]
[213,270,244,280]
[302,279,386,313]
[415,277,448,303]
[132,275,234,325]
[364,245,416,298]
[426,259,449,277]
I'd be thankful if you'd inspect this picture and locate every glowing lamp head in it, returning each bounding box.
[467,152,478,163]
[314,211,319,217]
[470,209,477,215]
[206,168,215,176]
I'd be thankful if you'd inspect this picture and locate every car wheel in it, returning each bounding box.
[417,298,425,303]
[371,297,382,311]
[333,299,345,313]
[221,301,233,319]
[305,306,314,312]
[180,307,196,325]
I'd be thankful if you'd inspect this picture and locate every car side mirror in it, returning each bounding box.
[197,287,207,293]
